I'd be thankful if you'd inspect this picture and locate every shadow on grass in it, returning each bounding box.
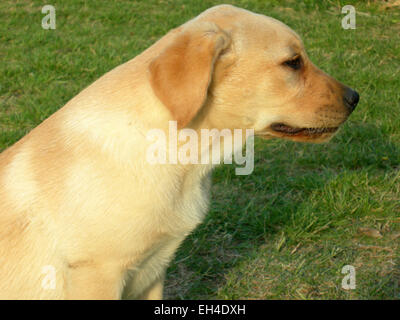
[165,121,400,299]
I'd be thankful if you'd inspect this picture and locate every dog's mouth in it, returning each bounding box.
[269,123,338,136]
[256,122,339,141]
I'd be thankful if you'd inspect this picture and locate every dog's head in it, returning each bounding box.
[149,5,359,143]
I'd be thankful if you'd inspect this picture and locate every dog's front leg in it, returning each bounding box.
[122,266,166,300]
[122,236,187,300]
[66,263,124,300]
[137,275,165,300]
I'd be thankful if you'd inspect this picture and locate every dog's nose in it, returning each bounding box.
[343,87,359,113]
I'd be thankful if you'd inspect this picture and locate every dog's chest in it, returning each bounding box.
[180,170,211,219]
[121,167,213,295]
[119,165,212,260]
[160,166,212,236]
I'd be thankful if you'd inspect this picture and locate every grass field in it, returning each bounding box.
[1,0,399,299]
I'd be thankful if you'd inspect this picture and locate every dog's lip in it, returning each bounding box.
[268,123,339,136]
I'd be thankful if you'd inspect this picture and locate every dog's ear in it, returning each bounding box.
[149,22,231,128]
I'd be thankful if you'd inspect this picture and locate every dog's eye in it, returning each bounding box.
[283,56,302,70]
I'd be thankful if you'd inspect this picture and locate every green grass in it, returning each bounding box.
[1,0,399,299]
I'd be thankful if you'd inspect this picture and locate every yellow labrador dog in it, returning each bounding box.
[0,5,358,299]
